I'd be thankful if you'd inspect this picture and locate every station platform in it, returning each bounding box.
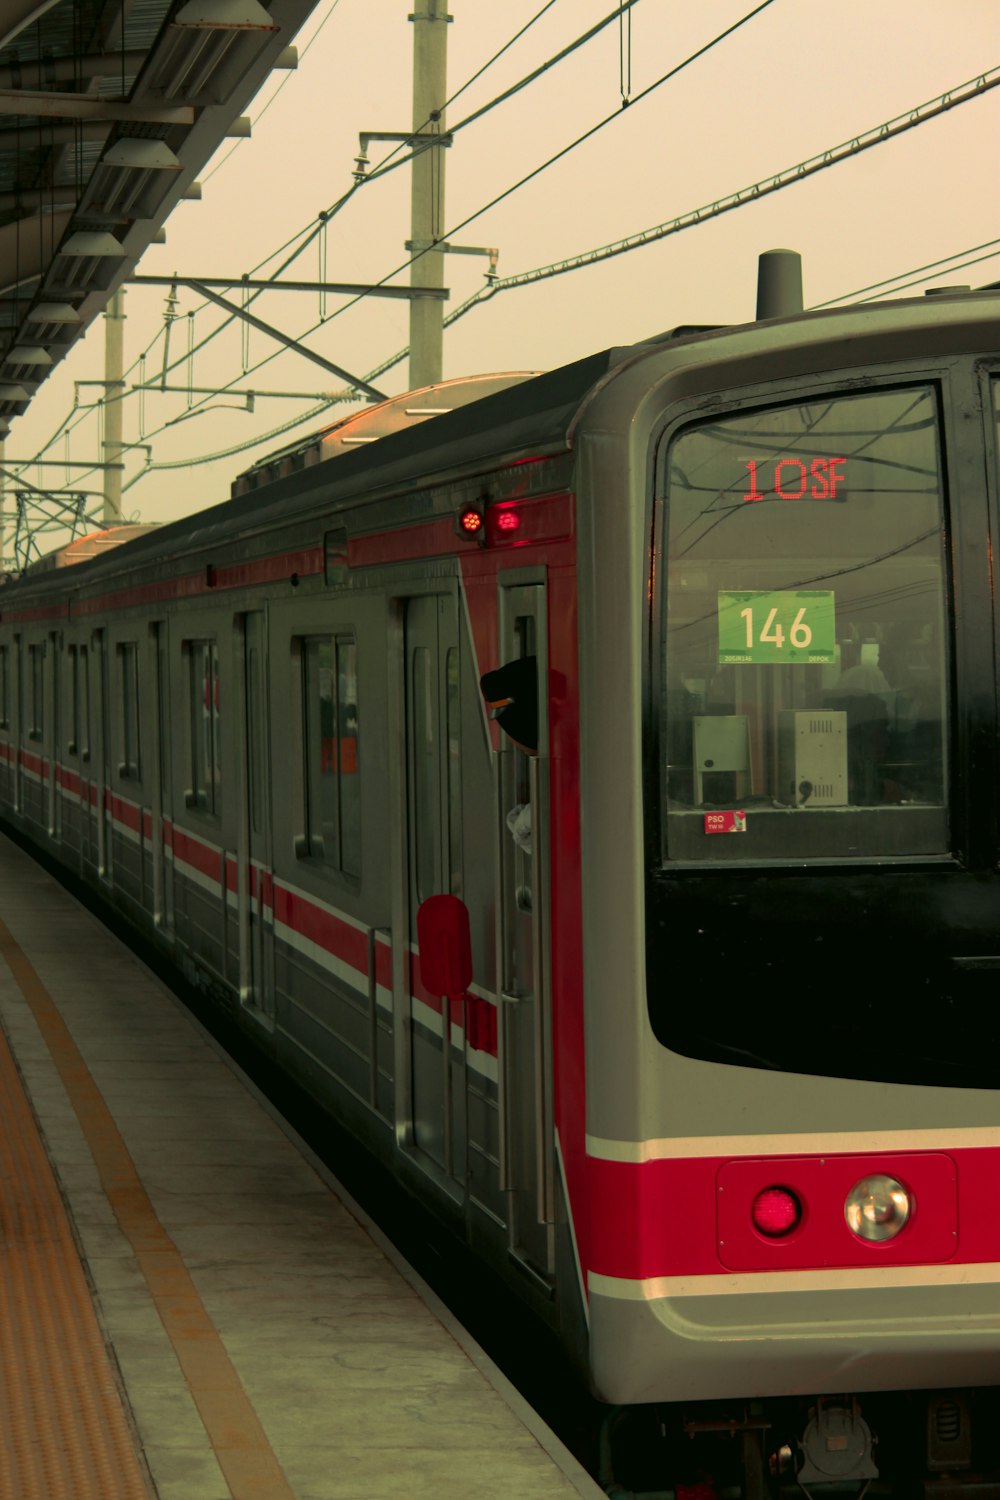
[0,830,604,1500]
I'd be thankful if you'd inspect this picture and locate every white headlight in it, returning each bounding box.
[845,1174,911,1241]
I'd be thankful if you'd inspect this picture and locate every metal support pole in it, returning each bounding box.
[103,288,125,523]
[408,0,450,389]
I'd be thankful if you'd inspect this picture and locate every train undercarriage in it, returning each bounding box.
[597,1390,1000,1500]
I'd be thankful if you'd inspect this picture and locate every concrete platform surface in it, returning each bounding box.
[0,832,605,1500]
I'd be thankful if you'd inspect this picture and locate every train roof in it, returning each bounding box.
[7,344,622,592]
[7,287,1000,598]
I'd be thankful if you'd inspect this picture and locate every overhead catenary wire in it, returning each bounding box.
[17,0,616,490]
[12,0,674,492]
[107,0,780,487]
[138,0,646,393]
[201,0,350,186]
[124,223,1000,486]
[14,17,999,502]
[432,64,1000,330]
[813,237,1000,306]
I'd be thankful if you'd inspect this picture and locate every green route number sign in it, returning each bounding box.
[718,590,836,665]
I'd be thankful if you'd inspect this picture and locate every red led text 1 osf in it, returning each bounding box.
[742,456,847,503]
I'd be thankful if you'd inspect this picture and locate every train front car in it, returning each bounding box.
[576,291,1000,1491]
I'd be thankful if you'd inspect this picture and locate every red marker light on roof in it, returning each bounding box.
[456,505,484,538]
[751,1185,801,1238]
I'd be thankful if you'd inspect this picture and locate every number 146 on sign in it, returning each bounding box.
[717,590,836,664]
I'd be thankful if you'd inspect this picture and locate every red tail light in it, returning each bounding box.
[752,1185,802,1237]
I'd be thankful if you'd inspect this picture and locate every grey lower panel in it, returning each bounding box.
[173,869,225,979]
[589,1280,1000,1405]
[276,940,394,1121]
[111,828,143,908]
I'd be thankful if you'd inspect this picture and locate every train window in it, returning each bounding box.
[67,646,77,753]
[27,644,44,741]
[79,645,90,762]
[247,646,263,836]
[186,640,220,815]
[117,641,141,779]
[660,385,949,861]
[0,645,9,730]
[67,645,80,754]
[301,634,360,878]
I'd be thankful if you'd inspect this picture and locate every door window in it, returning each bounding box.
[301,634,360,877]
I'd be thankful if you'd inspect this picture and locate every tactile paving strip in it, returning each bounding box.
[0,914,297,1500]
[0,991,154,1499]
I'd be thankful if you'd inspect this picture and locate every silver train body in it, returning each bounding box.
[3,294,1000,1488]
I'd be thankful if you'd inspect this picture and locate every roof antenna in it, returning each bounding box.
[756,249,803,319]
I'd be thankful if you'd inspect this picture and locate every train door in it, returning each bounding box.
[404,592,467,1196]
[496,579,555,1279]
[239,610,274,1024]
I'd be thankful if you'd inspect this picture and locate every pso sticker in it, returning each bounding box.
[704,810,747,835]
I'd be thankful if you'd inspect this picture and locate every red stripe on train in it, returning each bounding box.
[0,546,327,623]
[588,1147,1000,1281]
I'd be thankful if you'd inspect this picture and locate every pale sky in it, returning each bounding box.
[7,0,1000,534]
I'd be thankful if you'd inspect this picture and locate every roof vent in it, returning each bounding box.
[924,285,972,296]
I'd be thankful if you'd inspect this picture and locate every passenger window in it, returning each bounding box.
[79,645,91,762]
[186,640,220,814]
[0,645,9,730]
[28,643,44,741]
[300,634,360,878]
[117,642,140,778]
[247,647,263,836]
[68,645,78,753]
[660,385,949,861]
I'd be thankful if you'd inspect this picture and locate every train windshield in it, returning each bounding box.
[659,385,949,862]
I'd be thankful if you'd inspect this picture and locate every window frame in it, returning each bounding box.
[27,641,44,742]
[0,644,10,731]
[116,640,141,779]
[183,637,221,817]
[648,368,960,871]
[295,630,361,883]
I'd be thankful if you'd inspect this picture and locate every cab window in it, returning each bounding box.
[660,384,949,861]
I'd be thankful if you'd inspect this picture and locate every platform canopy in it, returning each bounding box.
[0,0,318,431]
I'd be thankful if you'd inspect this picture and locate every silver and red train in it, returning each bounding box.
[2,265,1000,1494]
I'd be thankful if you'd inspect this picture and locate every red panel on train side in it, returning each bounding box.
[588,1147,1000,1281]
[716,1152,957,1271]
[547,555,586,1270]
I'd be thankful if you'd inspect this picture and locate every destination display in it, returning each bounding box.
[718,589,836,665]
[743,456,847,502]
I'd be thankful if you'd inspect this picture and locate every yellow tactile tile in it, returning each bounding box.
[0,984,153,1499]
[0,916,297,1500]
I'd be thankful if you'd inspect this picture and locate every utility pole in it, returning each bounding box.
[408,0,450,390]
[103,287,125,523]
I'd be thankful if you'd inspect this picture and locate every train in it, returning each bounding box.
[2,253,1000,1496]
